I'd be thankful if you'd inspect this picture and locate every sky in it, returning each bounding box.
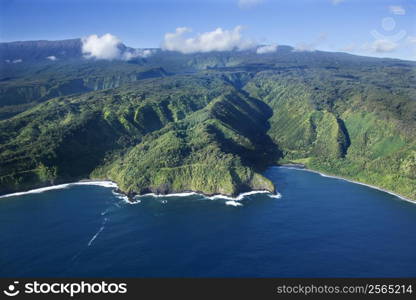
[1,0,416,60]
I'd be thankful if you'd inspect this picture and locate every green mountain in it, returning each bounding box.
[1,40,415,199]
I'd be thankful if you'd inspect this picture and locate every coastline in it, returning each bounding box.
[0,179,281,202]
[276,165,416,205]
[2,165,412,205]
[131,189,282,202]
[0,180,118,199]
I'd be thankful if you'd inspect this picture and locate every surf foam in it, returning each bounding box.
[0,180,118,199]
[112,190,129,203]
[0,179,282,204]
[136,192,199,198]
[87,217,108,247]
[225,200,243,207]
[269,192,282,199]
[130,189,281,204]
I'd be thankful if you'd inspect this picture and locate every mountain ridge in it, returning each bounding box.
[3,38,414,64]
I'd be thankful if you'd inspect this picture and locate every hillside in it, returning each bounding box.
[0,40,415,199]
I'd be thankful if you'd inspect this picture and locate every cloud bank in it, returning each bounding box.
[46,56,57,61]
[162,26,254,54]
[82,34,122,60]
[81,33,153,60]
[256,44,278,54]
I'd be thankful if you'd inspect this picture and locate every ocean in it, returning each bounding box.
[1,166,416,277]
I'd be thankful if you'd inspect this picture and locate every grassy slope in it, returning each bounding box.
[92,92,277,196]
[0,74,277,196]
[245,68,416,200]
[0,60,167,119]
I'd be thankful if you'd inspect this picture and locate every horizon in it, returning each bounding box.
[1,0,415,61]
[1,38,415,63]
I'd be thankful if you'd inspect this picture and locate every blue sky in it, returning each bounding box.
[1,0,415,60]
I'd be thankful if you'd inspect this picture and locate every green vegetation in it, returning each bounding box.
[245,65,416,199]
[0,60,167,119]
[0,75,277,196]
[1,42,416,199]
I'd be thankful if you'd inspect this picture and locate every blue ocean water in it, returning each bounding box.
[1,166,416,277]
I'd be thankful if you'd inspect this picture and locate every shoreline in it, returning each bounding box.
[3,165,412,205]
[275,165,416,205]
[131,190,282,202]
[0,180,281,202]
[0,180,118,199]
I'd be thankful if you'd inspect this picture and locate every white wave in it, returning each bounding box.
[73,181,118,188]
[0,180,118,199]
[0,183,72,199]
[278,166,415,204]
[87,226,105,247]
[118,196,129,203]
[225,200,243,207]
[207,190,274,201]
[119,194,141,205]
[115,194,129,202]
[137,192,199,198]
[126,199,141,205]
[111,189,129,203]
[132,189,280,202]
[0,178,281,204]
[87,217,108,247]
[269,192,282,199]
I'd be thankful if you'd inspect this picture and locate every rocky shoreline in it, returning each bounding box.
[0,178,279,202]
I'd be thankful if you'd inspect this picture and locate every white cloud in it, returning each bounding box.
[389,5,405,15]
[238,0,263,9]
[364,39,398,53]
[331,0,345,5]
[162,26,254,54]
[46,56,57,61]
[12,59,22,63]
[81,33,153,60]
[256,44,278,54]
[82,33,122,60]
[121,49,154,60]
